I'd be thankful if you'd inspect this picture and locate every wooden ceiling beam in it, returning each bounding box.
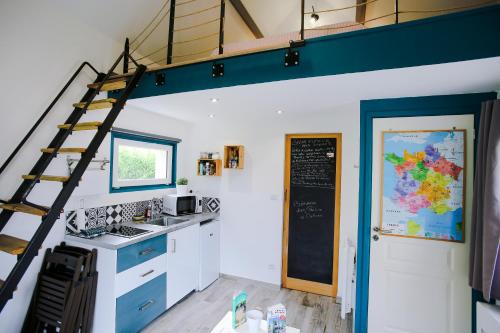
[229,0,264,39]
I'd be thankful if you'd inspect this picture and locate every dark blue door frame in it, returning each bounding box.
[354,92,497,333]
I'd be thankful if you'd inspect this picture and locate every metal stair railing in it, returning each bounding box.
[0,50,146,312]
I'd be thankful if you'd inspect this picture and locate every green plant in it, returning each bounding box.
[177,177,188,185]
[118,146,156,180]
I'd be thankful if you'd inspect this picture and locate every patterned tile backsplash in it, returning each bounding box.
[202,197,221,213]
[66,196,220,233]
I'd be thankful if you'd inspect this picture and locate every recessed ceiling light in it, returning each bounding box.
[277,110,284,115]
[209,114,216,118]
[210,98,219,103]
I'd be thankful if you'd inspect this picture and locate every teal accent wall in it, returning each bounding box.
[109,131,177,193]
[112,5,500,100]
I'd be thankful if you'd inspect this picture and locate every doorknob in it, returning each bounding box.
[373,226,391,234]
[372,234,379,241]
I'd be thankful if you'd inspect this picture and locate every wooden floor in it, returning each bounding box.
[143,275,352,333]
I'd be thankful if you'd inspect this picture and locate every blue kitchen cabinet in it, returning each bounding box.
[116,273,167,333]
[117,234,167,273]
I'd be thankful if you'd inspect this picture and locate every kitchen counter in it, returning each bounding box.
[65,212,218,250]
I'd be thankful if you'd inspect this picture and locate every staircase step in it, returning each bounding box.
[0,235,29,255]
[88,79,126,91]
[73,98,117,110]
[22,175,70,183]
[58,121,102,131]
[41,147,87,154]
[0,203,47,216]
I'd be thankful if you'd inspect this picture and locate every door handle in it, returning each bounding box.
[373,226,391,234]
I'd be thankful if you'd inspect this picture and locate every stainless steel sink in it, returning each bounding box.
[142,216,190,227]
[166,217,189,226]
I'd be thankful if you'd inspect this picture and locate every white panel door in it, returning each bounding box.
[167,224,200,309]
[368,115,474,333]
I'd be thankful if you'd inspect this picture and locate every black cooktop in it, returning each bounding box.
[105,224,151,238]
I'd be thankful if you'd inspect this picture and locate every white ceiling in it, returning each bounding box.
[241,0,356,36]
[53,0,356,64]
[127,57,500,123]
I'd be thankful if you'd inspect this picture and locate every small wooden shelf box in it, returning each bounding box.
[224,145,244,169]
[197,159,222,176]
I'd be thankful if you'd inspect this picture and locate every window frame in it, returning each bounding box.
[109,131,177,193]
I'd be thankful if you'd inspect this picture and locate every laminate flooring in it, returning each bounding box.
[142,275,352,333]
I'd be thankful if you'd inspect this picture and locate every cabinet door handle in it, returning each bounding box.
[170,239,176,254]
[139,248,154,256]
[141,269,154,278]
[138,299,155,311]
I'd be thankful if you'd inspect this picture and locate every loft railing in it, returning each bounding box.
[124,0,499,70]
[125,0,225,72]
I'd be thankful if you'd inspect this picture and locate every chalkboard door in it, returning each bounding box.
[282,134,342,297]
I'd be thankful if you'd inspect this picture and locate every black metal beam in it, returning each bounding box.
[356,0,367,23]
[167,0,176,64]
[300,0,305,40]
[229,0,263,39]
[395,0,399,24]
[219,0,226,54]
[123,38,129,74]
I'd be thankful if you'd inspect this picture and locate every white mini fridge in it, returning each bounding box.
[199,219,220,290]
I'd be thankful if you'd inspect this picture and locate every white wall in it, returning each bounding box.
[0,1,188,331]
[186,106,360,295]
[63,107,190,210]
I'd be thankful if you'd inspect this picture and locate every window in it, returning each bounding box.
[110,130,177,192]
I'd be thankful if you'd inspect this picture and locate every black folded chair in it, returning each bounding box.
[22,243,98,333]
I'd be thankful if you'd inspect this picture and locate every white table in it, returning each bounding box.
[211,311,300,333]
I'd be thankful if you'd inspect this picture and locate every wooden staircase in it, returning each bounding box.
[0,52,146,312]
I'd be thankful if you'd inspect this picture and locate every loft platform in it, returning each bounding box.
[110,5,500,101]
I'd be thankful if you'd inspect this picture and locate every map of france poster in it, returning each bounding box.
[381,130,466,242]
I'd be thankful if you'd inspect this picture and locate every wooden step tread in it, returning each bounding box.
[73,98,117,110]
[0,234,29,255]
[22,175,70,182]
[58,121,102,131]
[0,203,47,216]
[88,79,126,91]
[41,147,87,154]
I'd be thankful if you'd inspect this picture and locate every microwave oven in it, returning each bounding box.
[163,194,202,216]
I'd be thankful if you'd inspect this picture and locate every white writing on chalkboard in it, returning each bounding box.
[293,200,324,220]
[290,138,336,189]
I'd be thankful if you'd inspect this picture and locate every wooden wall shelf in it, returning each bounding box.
[197,159,222,176]
[224,145,244,169]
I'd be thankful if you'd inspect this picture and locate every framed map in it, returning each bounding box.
[381,130,466,242]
